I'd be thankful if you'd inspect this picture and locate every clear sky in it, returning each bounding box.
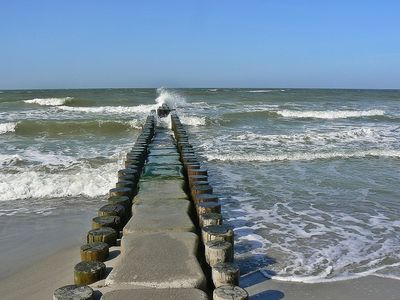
[1,0,399,89]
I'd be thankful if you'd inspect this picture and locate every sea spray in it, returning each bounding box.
[155,87,187,108]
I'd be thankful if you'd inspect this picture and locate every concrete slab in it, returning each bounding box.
[132,198,192,213]
[106,232,206,290]
[123,201,195,234]
[148,148,178,156]
[143,164,183,178]
[138,179,187,199]
[147,155,181,165]
[101,288,209,300]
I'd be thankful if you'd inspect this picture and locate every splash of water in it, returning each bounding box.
[155,87,186,109]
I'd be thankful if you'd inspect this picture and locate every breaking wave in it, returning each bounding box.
[206,149,400,162]
[277,109,385,119]
[23,97,74,106]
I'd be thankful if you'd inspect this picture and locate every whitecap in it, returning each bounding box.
[57,104,157,114]
[206,149,400,162]
[23,97,73,106]
[0,122,17,134]
[0,162,120,201]
[180,115,206,126]
[247,90,274,93]
[277,109,385,119]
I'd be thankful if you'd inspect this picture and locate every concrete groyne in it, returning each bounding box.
[53,108,248,300]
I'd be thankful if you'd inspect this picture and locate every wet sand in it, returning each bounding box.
[242,270,400,300]
[0,244,79,300]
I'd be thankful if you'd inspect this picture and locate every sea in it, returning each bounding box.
[0,87,399,282]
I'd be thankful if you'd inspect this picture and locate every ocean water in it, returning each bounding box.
[0,87,399,283]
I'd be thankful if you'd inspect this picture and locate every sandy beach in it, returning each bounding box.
[242,271,400,300]
[0,207,96,299]
[1,245,399,300]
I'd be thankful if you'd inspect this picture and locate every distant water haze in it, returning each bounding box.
[0,88,399,282]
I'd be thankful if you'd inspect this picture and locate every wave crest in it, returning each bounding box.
[57,104,156,114]
[0,162,119,200]
[277,109,385,119]
[23,97,73,106]
[206,149,400,162]
[0,122,17,134]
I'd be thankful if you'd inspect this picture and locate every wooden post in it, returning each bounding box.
[116,180,135,190]
[98,203,126,222]
[199,212,223,227]
[109,187,133,198]
[191,184,213,198]
[194,193,219,204]
[118,168,138,178]
[205,240,233,267]
[87,227,117,246]
[92,215,121,231]
[108,196,131,211]
[197,202,221,215]
[188,175,208,186]
[212,262,240,287]
[188,168,208,177]
[202,225,234,245]
[213,285,248,300]
[74,261,106,285]
[53,285,94,300]
[80,242,109,262]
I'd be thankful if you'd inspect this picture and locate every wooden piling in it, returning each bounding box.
[80,242,109,262]
[213,285,248,300]
[87,227,117,246]
[74,261,106,285]
[53,285,94,300]
[205,240,233,267]
[212,262,240,287]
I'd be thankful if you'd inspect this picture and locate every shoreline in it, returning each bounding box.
[242,270,400,300]
[1,245,399,300]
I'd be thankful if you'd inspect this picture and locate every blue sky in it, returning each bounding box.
[1,0,399,89]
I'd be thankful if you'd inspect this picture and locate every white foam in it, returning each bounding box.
[235,128,379,144]
[247,90,274,93]
[0,154,23,166]
[58,104,157,114]
[0,122,17,134]
[206,149,400,162]
[124,119,143,129]
[155,87,187,108]
[277,109,385,119]
[0,162,120,201]
[180,115,206,126]
[23,97,73,106]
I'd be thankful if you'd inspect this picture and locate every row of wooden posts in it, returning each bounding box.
[170,112,249,300]
[53,111,249,299]
[53,115,156,300]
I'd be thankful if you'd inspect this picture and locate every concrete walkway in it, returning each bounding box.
[101,127,208,299]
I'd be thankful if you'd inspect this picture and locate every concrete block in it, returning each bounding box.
[105,232,206,290]
[138,179,187,199]
[101,288,209,300]
[143,164,183,178]
[123,201,195,234]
